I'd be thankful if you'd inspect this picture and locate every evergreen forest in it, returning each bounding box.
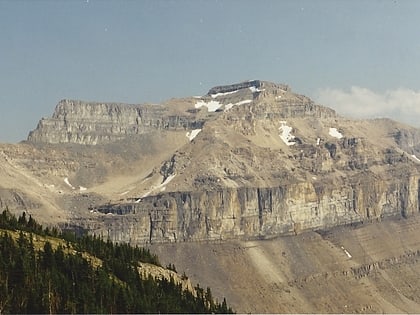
[0,210,233,314]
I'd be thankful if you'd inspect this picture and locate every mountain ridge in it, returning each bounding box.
[26,80,336,145]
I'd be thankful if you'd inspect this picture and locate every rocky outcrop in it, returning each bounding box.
[27,99,204,145]
[208,80,262,95]
[0,188,41,211]
[393,126,420,154]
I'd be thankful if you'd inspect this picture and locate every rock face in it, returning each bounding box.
[28,99,204,145]
[393,126,420,153]
[24,80,420,244]
[91,172,419,243]
[0,188,41,212]
[208,79,267,94]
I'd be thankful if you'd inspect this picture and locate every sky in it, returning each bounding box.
[1,0,420,143]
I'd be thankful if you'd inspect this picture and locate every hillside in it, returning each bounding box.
[151,215,420,313]
[0,210,232,314]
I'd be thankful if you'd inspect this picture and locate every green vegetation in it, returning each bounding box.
[0,210,233,314]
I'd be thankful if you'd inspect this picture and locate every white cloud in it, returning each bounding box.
[315,87,420,128]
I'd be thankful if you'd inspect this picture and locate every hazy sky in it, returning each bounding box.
[1,0,420,143]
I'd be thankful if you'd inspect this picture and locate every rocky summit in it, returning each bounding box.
[2,80,420,312]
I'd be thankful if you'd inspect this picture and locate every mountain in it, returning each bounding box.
[1,80,420,312]
[20,79,420,243]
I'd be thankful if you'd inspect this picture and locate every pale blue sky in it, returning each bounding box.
[1,0,420,143]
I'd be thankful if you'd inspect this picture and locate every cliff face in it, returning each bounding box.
[27,99,204,145]
[90,171,419,243]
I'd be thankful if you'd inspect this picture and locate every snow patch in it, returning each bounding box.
[235,99,252,106]
[79,186,87,191]
[224,104,234,111]
[64,177,75,190]
[159,174,176,188]
[316,138,321,146]
[210,90,239,98]
[411,155,420,162]
[279,121,296,146]
[136,174,177,202]
[120,190,130,196]
[186,129,202,141]
[341,246,352,258]
[141,191,151,198]
[195,100,222,112]
[249,86,265,93]
[224,99,252,111]
[329,128,343,139]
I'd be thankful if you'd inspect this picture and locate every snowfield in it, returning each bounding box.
[64,177,87,191]
[136,174,177,202]
[235,99,253,106]
[64,177,75,190]
[279,121,296,146]
[195,100,223,112]
[196,97,253,112]
[329,127,343,139]
[186,129,202,141]
[210,90,239,98]
[411,155,420,162]
[249,86,265,93]
[341,246,352,258]
[159,174,176,188]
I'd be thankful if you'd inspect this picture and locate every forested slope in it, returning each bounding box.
[0,210,233,314]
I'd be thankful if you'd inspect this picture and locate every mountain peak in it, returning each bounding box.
[27,80,335,145]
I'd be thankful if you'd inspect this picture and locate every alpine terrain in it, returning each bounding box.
[2,80,420,313]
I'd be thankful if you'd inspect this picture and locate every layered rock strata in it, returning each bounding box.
[89,170,419,243]
[27,100,204,145]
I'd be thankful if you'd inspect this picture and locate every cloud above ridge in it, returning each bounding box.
[315,87,420,128]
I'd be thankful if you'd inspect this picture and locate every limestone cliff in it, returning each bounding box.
[89,169,419,243]
[27,99,204,145]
